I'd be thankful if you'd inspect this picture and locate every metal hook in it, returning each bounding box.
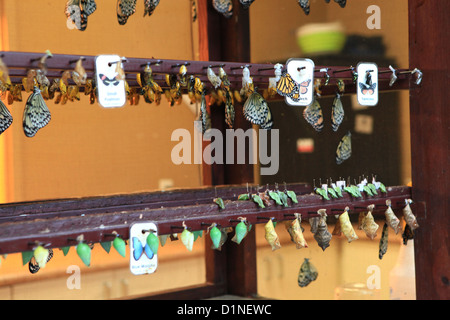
[230,64,251,70]
[172,62,191,68]
[68,57,86,64]
[108,58,128,67]
[332,66,354,74]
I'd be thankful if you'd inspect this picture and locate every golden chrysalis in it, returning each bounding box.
[402,199,419,231]
[285,213,308,249]
[264,219,281,251]
[338,207,359,243]
[359,205,379,240]
[384,199,401,234]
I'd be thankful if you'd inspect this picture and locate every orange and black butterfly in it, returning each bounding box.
[276,71,299,99]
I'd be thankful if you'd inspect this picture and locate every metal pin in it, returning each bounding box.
[140,60,163,68]
[202,64,225,69]
[171,62,191,68]
[330,208,345,212]
[256,216,274,221]
[332,66,354,74]
[354,206,367,209]
[68,57,86,64]
[171,225,186,230]
[30,55,52,63]
[283,213,297,217]
[229,219,242,223]
[108,58,127,67]
[258,66,276,71]
[230,65,251,70]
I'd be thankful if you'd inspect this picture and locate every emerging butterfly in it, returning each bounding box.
[303,99,324,132]
[29,249,54,274]
[143,0,160,17]
[243,91,269,126]
[0,99,13,135]
[213,0,233,18]
[276,71,298,99]
[132,237,155,261]
[117,0,137,25]
[336,131,351,164]
[99,74,120,86]
[23,86,51,138]
[331,93,344,132]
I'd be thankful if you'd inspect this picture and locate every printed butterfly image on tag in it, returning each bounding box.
[95,55,126,108]
[129,222,158,275]
[283,58,315,106]
[357,62,378,106]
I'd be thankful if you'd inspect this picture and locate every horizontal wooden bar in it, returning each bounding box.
[0,184,411,255]
[129,282,227,300]
[0,51,417,98]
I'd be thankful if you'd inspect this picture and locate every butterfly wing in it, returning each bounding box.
[132,237,144,261]
[331,94,344,132]
[144,0,160,17]
[243,92,269,125]
[0,99,13,135]
[298,79,311,94]
[23,87,51,137]
[276,71,298,98]
[336,131,352,164]
[117,0,137,25]
[213,0,233,18]
[260,106,273,130]
[143,244,155,260]
[28,249,53,274]
[303,99,324,132]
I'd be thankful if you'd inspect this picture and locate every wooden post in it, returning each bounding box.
[197,0,257,297]
[408,0,450,300]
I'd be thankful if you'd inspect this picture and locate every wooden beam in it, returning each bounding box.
[409,0,450,300]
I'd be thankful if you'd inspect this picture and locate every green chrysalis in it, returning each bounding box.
[76,242,91,267]
[363,185,374,197]
[238,193,250,201]
[146,232,160,255]
[315,188,330,200]
[193,230,203,241]
[268,191,283,205]
[368,183,378,195]
[252,194,265,208]
[209,225,222,249]
[233,221,248,244]
[286,190,298,204]
[379,182,387,193]
[214,198,225,209]
[113,237,126,257]
[277,190,289,207]
[327,188,338,199]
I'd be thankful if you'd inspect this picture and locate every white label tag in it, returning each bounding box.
[285,58,315,106]
[95,55,126,108]
[356,62,378,106]
[129,222,158,275]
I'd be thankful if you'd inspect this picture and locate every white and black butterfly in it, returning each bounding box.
[23,87,51,138]
[331,93,344,132]
[239,0,255,9]
[243,91,269,126]
[0,99,13,135]
[144,0,160,17]
[117,0,137,25]
[298,0,310,15]
[336,131,352,164]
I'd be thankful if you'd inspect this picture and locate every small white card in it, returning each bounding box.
[129,222,158,275]
[95,55,126,108]
[285,58,315,106]
[357,62,378,106]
